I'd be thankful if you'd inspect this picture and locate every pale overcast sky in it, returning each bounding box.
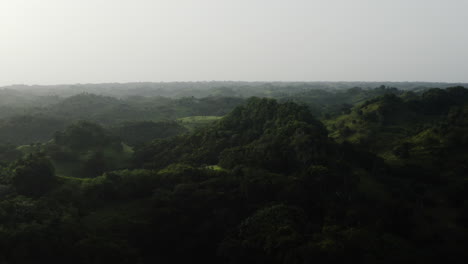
[0,0,467,85]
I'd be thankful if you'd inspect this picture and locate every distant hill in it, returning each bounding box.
[3,81,468,99]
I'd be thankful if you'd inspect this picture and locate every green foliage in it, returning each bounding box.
[0,115,66,145]
[54,121,119,151]
[36,121,133,178]
[177,115,222,131]
[0,85,467,263]
[82,169,157,201]
[219,204,308,263]
[135,98,330,172]
[82,151,108,178]
[12,154,56,197]
[0,144,22,163]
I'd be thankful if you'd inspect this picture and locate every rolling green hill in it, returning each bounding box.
[1,85,468,263]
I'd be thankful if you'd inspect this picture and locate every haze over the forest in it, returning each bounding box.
[1,0,467,86]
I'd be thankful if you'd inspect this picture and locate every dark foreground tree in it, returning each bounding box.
[12,154,56,196]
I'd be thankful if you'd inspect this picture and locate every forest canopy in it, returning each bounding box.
[0,82,467,263]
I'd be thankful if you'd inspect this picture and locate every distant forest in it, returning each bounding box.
[0,82,467,263]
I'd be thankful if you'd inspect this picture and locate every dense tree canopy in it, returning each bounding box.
[12,154,56,196]
[0,84,467,263]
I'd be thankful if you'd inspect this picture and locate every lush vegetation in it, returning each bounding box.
[0,82,467,263]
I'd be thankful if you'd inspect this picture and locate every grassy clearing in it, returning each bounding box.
[177,116,222,130]
[121,142,134,154]
[57,175,90,183]
[205,165,225,171]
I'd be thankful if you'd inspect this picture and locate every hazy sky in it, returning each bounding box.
[1,0,467,85]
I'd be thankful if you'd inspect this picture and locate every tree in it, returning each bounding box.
[12,154,56,197]
[219,204,308,264]
[82,151,107,178]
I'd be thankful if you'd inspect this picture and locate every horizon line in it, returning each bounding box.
[2,80,468,88]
